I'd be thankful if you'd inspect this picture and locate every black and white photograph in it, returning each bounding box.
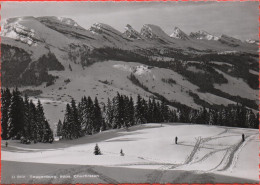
[1,1,259,184]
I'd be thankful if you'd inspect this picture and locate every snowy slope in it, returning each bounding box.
[2,124,258,183]
[16,60,256,126]
[214,69,258,102]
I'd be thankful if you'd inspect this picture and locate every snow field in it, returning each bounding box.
[2,123,258,182]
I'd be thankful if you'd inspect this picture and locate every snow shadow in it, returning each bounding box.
[2,161,258,184]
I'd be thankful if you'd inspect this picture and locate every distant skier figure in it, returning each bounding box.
[120,149,124,156]
[242,134,245,142]
[5,141,8,147]
[175,136,178,144]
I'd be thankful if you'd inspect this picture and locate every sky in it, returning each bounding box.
[2,1,259,40]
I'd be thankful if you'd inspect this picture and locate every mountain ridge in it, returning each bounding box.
[1,16,258,119]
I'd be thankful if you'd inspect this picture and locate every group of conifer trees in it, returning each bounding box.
[57,93,174,139]
[2,88,258,143]
[57,92,258,140]
[1,88,53,143]
[181,105,258,128]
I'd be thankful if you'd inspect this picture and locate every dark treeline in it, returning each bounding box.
[58,92,259,140]
[1,88,53,143]
[1,88,258,143]
[58,93,173,139]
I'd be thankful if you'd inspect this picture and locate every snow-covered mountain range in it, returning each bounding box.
[1,16,258,124]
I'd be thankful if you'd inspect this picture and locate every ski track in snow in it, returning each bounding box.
[144,127,252,182]
[216,134,256,172]
[145,136,202,183]
[184,137,202,164]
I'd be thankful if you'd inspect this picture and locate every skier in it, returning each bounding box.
[5,141,8,147]
[242,134,245,142]
[175,136,178,144]
[120,149,124,156]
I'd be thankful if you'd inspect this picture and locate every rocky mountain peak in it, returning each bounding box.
[123,24,141,39]
[170,27,189,40]
[190,30,219,41]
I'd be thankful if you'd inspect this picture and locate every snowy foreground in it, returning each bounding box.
[2,123,259,183]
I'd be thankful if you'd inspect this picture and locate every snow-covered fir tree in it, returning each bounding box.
[56,120,63,137]
[7,88,24,139]
[94,144,102,155]
[93,97,103,133]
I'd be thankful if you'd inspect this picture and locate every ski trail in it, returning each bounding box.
[207,135,253,172]
[184,137,202,164]
[217,135,252,171]
[192,147,230,164]
[146,137,202,183]
[200,128,228,143]
[229,135,256,171]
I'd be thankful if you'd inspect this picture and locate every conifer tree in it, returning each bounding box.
[7,96,17,139]
[94,144,101,155]
[208,109,215,125]
[113,93,123,128]
[86,96,95,134]
[43,120,53,143]
[78,96,88,135]
[71,99,81,138]
[254,113,259,129]
[245,109,255,128]
[23,94,31,141]
[135,95,146,124]
[7,89,24,139]
[128,97,135,126]
[29,100,38,143]
[1,88,12,140]
[93,97,102,133]
[220,108,227,126]
[105,98,114,129]
[62,103,72,139]
[238,105,247,128]
[170,109,178,122]
[123,96,130,129]
[143,99,149,123]
[56,119,63,137]
[161,99,169,122]
[147,98,153,123]
[188,109,197,123]
[201,106,208,124]
[36,100,45,142]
